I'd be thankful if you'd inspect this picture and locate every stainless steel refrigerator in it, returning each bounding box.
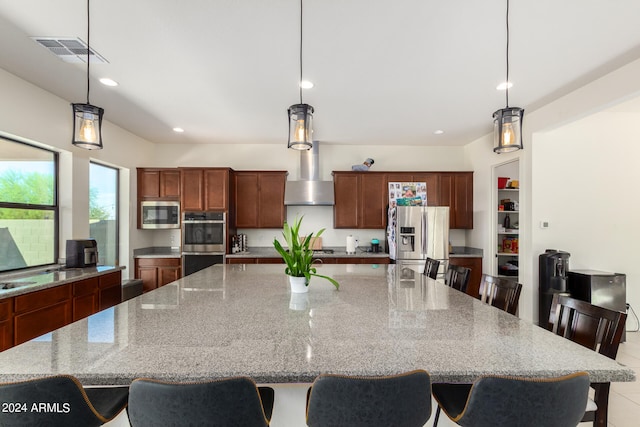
[388,206,450,278]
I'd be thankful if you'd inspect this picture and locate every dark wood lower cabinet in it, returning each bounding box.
[14,284,73,346]
[0,270,122,352]
[135,258,181,293]
[0,300,13,351]
[449,257,483,298]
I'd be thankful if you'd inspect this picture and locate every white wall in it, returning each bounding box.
[532,112,640,317]
[0,68,157,277]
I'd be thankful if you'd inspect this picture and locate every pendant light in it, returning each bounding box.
[493,0,523,154]
[71,0,104,150]
[287,0,313,150]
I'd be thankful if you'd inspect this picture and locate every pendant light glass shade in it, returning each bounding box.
[493,106,523,153]
[72,0,104,150]
[288,103,313,150]
[72,103,104,149]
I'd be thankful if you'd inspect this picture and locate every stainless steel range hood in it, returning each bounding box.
[284,142,335,206]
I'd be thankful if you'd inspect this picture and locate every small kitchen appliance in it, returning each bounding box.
[140,201,180,229]
[66,239,98,268]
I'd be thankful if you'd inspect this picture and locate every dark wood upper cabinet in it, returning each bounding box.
[333,172,387,229]
[234,171,287,228]
[439,172,473,229]
[180,168,230,211]
[335,171,472,230]
[137,168,180,200]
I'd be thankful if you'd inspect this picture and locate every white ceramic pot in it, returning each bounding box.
[289,275,309,293]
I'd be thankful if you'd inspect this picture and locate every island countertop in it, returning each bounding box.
[0,264,632,387]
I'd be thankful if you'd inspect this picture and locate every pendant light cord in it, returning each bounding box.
[299,0,303,104]
[86,0,91,104]
[505,0,510,108]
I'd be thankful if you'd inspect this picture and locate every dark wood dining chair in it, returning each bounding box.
[444,265,471,293]
[549,293,627,427]
[432,372,590,427]
[306,370,432,427]
[127,376,274,427]
[423,257,440,280]
[0,375,129,427]
[477,274,522,315]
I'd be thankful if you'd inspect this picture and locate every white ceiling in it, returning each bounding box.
[1,0,640,147]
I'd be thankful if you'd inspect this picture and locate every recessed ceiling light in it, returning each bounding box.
[172,127,184,133]
[99,78,118,87]
[434,130,444,135]
[300,80,314,89]
[496,81,513,91]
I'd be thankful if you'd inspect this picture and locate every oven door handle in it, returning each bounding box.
[181,220,225,224]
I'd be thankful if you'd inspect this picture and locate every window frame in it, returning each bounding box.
[0,136,59,272]
[89,160,120,266]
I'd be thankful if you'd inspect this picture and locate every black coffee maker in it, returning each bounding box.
[538,249,570,329]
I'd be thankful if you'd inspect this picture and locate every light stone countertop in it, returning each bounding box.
[225,246,390,259]
[0,266,125,299]
[0,264,632,386]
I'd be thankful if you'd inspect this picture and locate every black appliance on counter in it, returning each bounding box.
[538,249,570,329]
[568,270,627,342]
[181,211,226,276]
[66,239,98,268]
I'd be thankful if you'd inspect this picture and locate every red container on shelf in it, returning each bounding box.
[498,177,509,189]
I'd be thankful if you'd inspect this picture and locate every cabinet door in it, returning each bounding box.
[139,169,161,198]
[14,300,72,345]
[204,169,229,210]
[235,172,259,228]
[73,293,99,321]
[181,169,205,211]
[99,271,122,311]
[359,173,387,229]
[412,173,440,206]
[0,300,13,351]
[160,170,181,198]
[258,172,287,228]
[137,266,159,293]
[159,266,181,287]
[438,173,473,229]
[333,173,359,228]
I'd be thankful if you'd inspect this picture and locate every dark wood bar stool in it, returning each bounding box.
[549,294,627,427]
[423,257,441,279]
[444,265,471,293]
[477,274,522,315]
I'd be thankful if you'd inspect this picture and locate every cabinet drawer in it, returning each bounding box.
[73,277,99,297]
[14,285,71,315]
[14,300,72,345]
[99,271,122,289]
[137,258,181,267]
[73,293,98,322]
[0,299,13,321]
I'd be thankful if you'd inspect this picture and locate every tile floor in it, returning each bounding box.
[600,330,640,427]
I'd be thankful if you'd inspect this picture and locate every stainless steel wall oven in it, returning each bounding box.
[181,211,225,276]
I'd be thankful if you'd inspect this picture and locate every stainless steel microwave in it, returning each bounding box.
[141,201,180,229]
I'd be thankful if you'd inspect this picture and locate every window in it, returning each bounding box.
[0,137,57,272]
[89,162,118,266]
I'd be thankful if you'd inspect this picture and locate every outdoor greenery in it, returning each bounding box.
[0,170,108,220]
[273,215,339,290]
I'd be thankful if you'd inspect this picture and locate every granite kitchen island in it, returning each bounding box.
[0,264,633,425]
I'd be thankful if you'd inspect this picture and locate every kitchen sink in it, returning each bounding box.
[0,281,37,290]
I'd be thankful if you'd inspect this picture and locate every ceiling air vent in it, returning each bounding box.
[31,37,108,64]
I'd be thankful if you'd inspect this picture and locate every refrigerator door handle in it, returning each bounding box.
[422,211,427,255]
